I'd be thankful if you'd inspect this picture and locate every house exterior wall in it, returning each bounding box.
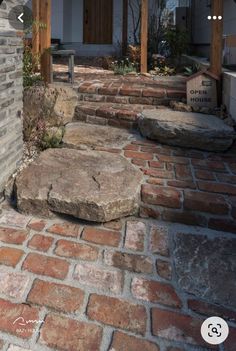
[191,0,236,57]
[61,0,123,56]
[166,0,190,11]
[0,0,24,198]
[52,0,157,56]
[51,0,64,40]
[223,72,236,121]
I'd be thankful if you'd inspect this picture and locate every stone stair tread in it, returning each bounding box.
[15,148,143,222]
[139,109,236,152]
[63,122,140,150]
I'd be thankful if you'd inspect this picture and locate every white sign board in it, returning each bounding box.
[187,74,218,109]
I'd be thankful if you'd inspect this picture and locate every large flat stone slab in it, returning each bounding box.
[139,110,236,151]
[173,232,236,309]
[15,149,143,222]
[63,122,137,150]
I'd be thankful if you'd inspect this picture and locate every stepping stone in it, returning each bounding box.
[139,109,236,151]
[63,122,137,150]
[15,149,143,222]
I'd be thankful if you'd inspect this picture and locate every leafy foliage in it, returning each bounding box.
[23,42,42,87]
[110,58,138,75]
[150,54,175,76]
[152,65,176,76]
[164,28,190,59]
[23,21,47,87]
[183,64,201,76]
[40,127,65,150]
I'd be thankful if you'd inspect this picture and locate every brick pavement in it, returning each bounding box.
[123,140,236,234]
[0,203,235,351]
[1,99,236,349]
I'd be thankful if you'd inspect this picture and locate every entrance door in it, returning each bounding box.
[83,0,113,44]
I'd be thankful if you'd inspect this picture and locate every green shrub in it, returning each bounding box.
[165,28,190,60]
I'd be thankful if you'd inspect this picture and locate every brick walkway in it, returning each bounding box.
[0,205,235,351]
[124,139,236,234]
[0,60,236,351]
[0,134,236,350]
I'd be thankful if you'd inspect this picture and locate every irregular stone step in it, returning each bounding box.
[138,109,236,152]
[15,149,143,222]
[63,122,139,150]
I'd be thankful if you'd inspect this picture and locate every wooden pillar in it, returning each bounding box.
[140,0,148,73]
[122,0,128,56]
[39,0,51,83]
[209,0,224,77]
[32,0,40,57]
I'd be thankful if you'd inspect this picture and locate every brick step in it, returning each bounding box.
[74,76,187,91]
[75,86,186,106]
[74,80,186,106]
[74,102,166,129]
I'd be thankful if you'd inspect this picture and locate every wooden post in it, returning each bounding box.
[32,0,40,57]
[122,0,128,56]
[140,0,148,73]
[39,0,51,83]
[209,0,224,77]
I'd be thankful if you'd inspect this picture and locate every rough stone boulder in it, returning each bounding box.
[138,109,236,151]
[63,122,137,150]
[23,84,78,127]
[15,149,143,222]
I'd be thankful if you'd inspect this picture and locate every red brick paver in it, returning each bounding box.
[40,314,103,351]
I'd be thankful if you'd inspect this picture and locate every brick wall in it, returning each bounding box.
[0,0,25,198]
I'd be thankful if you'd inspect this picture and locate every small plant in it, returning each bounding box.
[150,54,175,76]
[40,127,65,150]
[183,64,200,76]
[23,43,42,87]
[128,45,141,65]
[111,58,138,75]
[151,65,176,76]
[23,21,47,87]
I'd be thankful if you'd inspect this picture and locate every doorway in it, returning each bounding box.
[83,0,113,44]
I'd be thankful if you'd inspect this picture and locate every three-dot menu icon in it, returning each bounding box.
[208,16,223,20]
